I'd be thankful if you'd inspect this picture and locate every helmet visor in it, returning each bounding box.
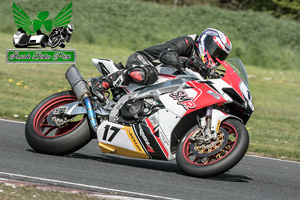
[204,36,228,61]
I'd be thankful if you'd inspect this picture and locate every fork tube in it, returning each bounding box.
[205,106,213,133]
[206,106,212,123]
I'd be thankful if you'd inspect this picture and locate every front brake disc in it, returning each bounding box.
[189,127,228,158]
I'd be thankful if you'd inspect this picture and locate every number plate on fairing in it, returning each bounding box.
[97,121,149,159]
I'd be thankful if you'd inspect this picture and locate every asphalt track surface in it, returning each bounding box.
[0,119,300,200]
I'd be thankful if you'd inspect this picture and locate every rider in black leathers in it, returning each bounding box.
[48,24,74,48]
[91,28,232,95]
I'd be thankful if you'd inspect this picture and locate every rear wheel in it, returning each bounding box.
[176,118,249,178]
[25,90,93,155]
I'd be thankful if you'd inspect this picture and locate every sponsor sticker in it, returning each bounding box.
[169,90,196,110]
[207,90,221,99]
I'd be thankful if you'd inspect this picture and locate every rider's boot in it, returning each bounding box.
[91,70,128,101]
[91,65,158,101]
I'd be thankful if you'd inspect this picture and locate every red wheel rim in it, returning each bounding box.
[182,122,238,165]
[33,95,84,138]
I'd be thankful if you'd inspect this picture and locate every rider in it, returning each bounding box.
[91,28,232,95]
[48,24,74,48]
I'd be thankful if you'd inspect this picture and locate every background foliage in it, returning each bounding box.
[1,0,299,70]
[139,0,300,21]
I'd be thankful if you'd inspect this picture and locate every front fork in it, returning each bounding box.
[204,106,218,140]
[197,107,244,143]
[195,106,219,143]
[203,106,218,142]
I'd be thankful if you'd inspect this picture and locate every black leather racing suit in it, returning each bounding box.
[91,34,199,94]
[126,34,198,69]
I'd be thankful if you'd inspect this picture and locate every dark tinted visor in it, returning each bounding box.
[204,36,228,61]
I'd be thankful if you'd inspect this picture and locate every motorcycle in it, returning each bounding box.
[47,25,73,48]
[48,33,65,48]
[13,29,47,48]
[25,57,254,178]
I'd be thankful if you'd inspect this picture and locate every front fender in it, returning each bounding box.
[210,109,244,132]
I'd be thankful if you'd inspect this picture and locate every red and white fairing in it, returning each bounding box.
[157,59,252,141]
[92,57,253,161]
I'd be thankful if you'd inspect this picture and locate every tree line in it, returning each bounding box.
[138,0,300,21]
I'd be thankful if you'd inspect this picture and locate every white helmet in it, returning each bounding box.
[196,28,232,68]
[67,24,74,34]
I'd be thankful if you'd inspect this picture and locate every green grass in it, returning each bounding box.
[1,31,299,161]
[0,183,106,200]
[1,0,300,69]
[245,66,300,160]
[0,33,130,121]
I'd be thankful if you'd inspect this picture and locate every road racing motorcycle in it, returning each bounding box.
[25,57,254,178]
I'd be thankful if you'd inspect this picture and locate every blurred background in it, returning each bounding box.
[0,0,299,160]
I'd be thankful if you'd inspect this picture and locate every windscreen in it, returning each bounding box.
[225,57,249,87]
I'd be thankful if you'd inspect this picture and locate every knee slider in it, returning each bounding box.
[143,65,158,85]
[127,65,158,85]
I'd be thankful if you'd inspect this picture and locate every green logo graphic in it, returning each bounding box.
[12,2,72,34]
[8,2,76,64]
[7,49,76,64]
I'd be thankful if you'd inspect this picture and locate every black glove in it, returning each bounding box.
[186,56,212,74]
[186,56,201,70]
[91,77,111,93]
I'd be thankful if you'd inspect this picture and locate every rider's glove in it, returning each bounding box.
[186,56,212,74]
[91,78,110,93]
[186,56,202,68]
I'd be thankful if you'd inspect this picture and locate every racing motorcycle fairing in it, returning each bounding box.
[97,121,150,159]
[26,52,254,178]
[47,57,253,161]
[157,80,227,119]
[97,108,180,160]
[217,58,254,123]
[92,58,121,76]
[219,60,245,101]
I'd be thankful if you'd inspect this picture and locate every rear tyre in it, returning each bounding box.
[176,118,249,178]
[25,90,93,155]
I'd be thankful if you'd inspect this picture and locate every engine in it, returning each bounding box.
[118,98,157,124]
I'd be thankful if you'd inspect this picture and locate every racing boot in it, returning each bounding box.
[91,65,158,101]
[91,70,128,102]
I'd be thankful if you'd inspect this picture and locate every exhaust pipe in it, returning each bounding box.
[65,65,98,130]
[65,65,91,101]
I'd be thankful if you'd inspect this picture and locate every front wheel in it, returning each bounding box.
[25,90,94,155]
[176,118,249,178]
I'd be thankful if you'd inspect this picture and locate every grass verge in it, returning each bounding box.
[0,182,109,200]
[246,66,300,160]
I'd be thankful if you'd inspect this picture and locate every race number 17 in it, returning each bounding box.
[103,125,120,142]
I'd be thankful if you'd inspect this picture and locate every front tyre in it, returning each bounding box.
[176,118,249,178]
[25,90,93,155]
